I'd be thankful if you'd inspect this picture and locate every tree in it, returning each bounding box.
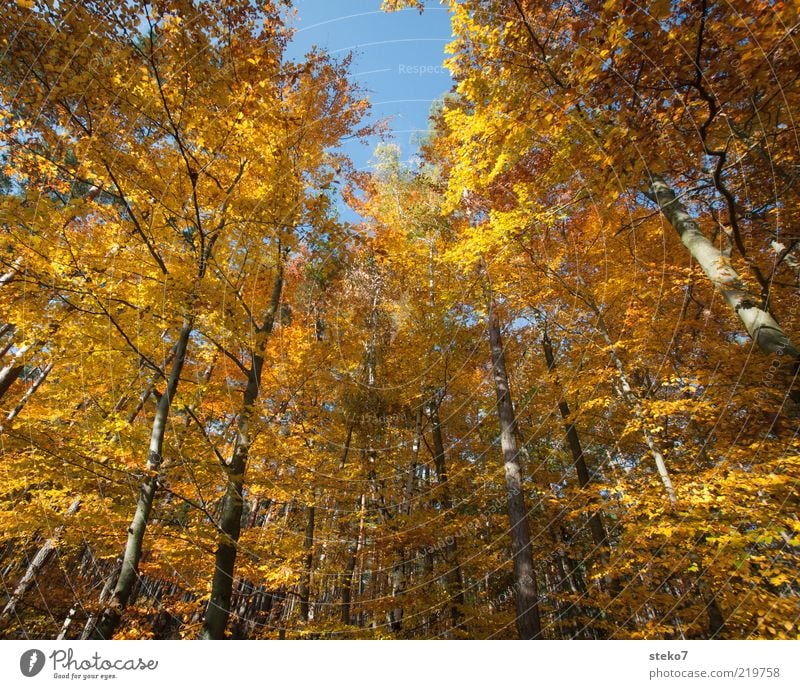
[1,0,797,642]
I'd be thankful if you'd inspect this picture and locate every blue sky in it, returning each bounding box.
[285,1,454,219]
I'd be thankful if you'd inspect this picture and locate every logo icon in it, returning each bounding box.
[20,649,45,677]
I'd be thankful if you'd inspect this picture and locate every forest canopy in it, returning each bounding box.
[0,0,798,641]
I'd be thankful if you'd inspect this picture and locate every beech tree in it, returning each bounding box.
[1,0,797,641]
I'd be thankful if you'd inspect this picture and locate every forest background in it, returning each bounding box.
[0,0,798,641]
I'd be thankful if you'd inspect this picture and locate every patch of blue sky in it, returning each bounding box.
[285,1,454,223]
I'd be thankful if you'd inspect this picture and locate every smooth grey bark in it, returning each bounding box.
[0,497,81,624]
[89,319,194,639]
[645,175,799,397]
[0,258,22,288]
[0,342,32,401]
[57,605,78,640]
[0,260,21,366]
[200,264,283,639]
[428,398,465,632]
[0,361,53,431]
[487,300,542,639]
[542,333,608,549]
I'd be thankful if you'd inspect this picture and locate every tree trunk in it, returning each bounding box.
[771,241,800,285]
[89,319,193,639]
[0,342,29,400]
[487,300,542,639]
[645,175,799,398]
[428,398,466,633]
[0,497,81,624]
[57,605,78,640]
[542,332,608,548]
[200,264,283,639]
[0,257,22,288]
[594,312,677,506]
[0,365,23,400]
[2,350,173,630]
[0,325,15,358]
[388,548,405,633]
[1,361,53,431]
[341,494,365,626]
[118,346,176,421]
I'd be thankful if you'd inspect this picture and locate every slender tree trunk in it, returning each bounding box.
[0,497,81,624]
[771,241,800,284]
[428,399,465,632]
[487,300,542,639]
[0,326,15,358]
[57,605,78,640]
[594,312,677,506]
[201,264,283,639]
[0,362,53,431]
[689,534,727,639]
[548,527,591,639]
[2,351,174,630]
[388,548,405,633]
[201,455,246,637]
[645,175,799,398]
[340,554,356,626]
[89,319,193,639]
[542,333,608,548]
[341,494,365,625]
[0,257,22,288]
[0,341,32,401]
